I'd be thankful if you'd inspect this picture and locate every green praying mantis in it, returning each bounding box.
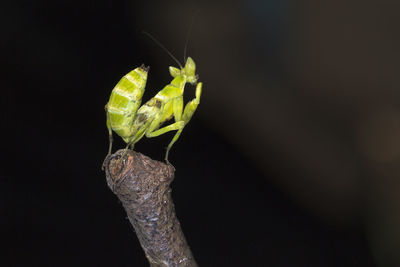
[104,36,202,164]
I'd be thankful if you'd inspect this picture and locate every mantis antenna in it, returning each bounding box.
[183,10,201,63]
[142,31,183,69]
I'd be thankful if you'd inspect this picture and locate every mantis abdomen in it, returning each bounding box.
[106,66,148,142]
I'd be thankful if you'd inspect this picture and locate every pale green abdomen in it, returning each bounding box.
[106,67,148,140]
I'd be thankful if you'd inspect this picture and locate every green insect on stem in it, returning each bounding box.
[104,57,202,164]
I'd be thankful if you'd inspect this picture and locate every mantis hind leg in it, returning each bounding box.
[120,122,150,160]
[106,108,113,156]
[102,106,114,169]
[119,142,132,162]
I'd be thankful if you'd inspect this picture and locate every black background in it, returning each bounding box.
[4,0,397,266]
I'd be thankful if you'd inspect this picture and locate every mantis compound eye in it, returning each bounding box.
[169,66,181,78]
[184,57,196,75]
[184,57,197,84]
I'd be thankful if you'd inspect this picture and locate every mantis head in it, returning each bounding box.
[169,57,198,85]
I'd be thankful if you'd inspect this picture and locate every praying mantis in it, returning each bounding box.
[104,43,202,164]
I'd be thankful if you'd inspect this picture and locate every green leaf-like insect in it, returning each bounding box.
[105,56,202,164]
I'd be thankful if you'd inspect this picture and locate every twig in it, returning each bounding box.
[103,149,198,267]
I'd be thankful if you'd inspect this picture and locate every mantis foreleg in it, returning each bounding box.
[165,82,202,161]
[145,82,202,162]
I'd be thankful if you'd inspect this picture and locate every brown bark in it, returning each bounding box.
[103,149,198,267]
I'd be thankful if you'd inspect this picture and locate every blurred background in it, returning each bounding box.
[2,0,399,266]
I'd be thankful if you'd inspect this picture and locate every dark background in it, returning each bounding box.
[2,0,399,266]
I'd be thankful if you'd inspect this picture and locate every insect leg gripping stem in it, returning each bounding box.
[105,109,113,156]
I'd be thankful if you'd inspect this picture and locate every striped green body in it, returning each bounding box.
[106,66,148,142]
